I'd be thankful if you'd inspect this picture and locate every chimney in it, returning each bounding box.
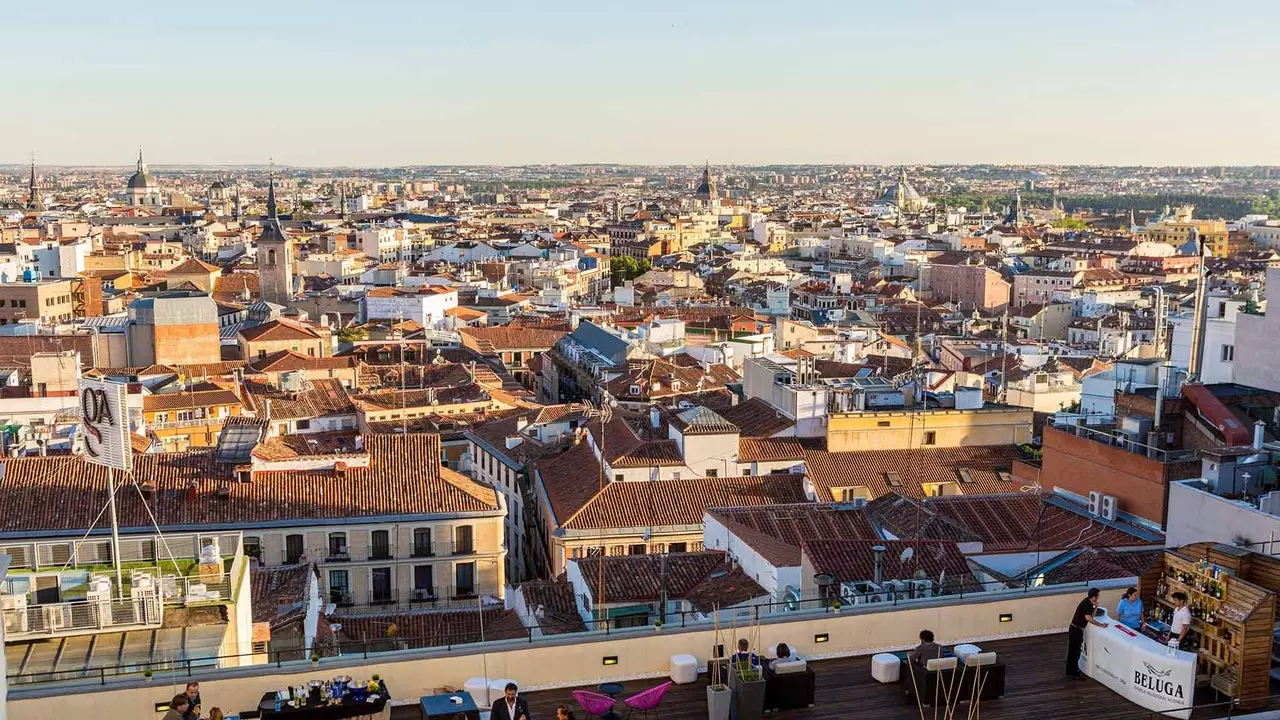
[354,434,363,451]
[516,416,529,432]
[872,544,886,585]
[264,398,273,420]
[1255,421,1266,451]
[650,406,661,429]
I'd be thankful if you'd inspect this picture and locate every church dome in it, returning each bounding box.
[128,170,158,189]
[879,168,925,211]
[127,148,159,190]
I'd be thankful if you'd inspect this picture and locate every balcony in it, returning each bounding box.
[0,532,245,641]
[326,551,351,563]
[151,416,227,430]
[14,578,1269,720]
[411,542,435,558]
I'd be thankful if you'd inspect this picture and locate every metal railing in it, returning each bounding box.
[151,416,229,430]
[4,577,1114,690]
[2,597,162,640]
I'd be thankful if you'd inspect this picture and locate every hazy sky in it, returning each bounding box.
[7,0,1280,166]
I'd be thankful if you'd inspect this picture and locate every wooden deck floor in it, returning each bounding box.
[520,635,1278,720]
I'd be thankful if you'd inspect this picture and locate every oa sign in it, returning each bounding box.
[78,379,131,472]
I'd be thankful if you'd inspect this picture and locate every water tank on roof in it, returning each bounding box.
[21,268,35,282]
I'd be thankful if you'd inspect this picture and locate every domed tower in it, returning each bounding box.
[208,178,231,215]
[126,148,162,206]
[879,167,926,213]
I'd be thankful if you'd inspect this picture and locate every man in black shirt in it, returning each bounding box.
[1066,588,1108,679]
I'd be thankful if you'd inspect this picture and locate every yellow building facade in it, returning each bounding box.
[826,405,1034,452]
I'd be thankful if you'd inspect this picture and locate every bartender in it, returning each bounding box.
[1116,587,1144,629]
[1169,591,1192,649]
[1066,587,1108,680]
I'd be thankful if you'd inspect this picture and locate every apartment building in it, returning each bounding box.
[0,280,75,325]
[0,432,506,610]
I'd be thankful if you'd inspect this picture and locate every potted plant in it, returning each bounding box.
[654,619,664,632]
[370,674,382,693]
[143,669,153,682]
[831,598,842,613]
[730,658,765,720]
[311,653,320,668]
[707,682,731,720]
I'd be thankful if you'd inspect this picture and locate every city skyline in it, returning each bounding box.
[7,0,1280,166]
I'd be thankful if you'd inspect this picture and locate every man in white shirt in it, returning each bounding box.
[1169,592,1192,650]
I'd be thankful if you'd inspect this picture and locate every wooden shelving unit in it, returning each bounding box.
[1146,546,1277,710]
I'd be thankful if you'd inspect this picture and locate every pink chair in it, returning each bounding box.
[622,681,673,720]
[572,690,617,720]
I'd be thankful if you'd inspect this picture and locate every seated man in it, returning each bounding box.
[730,638,760,670]
[908,629,942,668]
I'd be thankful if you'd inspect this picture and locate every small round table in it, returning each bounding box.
[598,683,625,720]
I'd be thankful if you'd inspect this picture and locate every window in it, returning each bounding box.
[1222,344,1235,362]
[921,431,937,446]
[455,562,476,597]
[668,542,687,553]
[453,525,474,555]
[370,530,391,560]
[705,468,717,477]
[328,570,350,605]
[413,565,434,596]
[267,249,277,266]
[243,536,262,562]
[286,534,304,563]
[614,474,624,482]
[296,419,311,430]
[370,567,393,604]
[413,528,433,557]
[614,613,650,629]
[328,532,348,559]
[877,420,891,427]
[628,544,646,555]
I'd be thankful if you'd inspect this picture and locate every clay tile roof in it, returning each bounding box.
[516,580,588,635]
[707,503,880,567]
[562,473,808,531]
[169,258,221,274]
[737,437,810,462]
[1039,548,1163,585]
[334,607,527,649]
[251,564,316,626]
[0,433,497,534]
[574,551,766,608]
[246,350,355,374]
[459,327,567,355]
[801,539,977,591]
[143,388,243,412]
[717,398,796,438]
[923,492,1160,553]
[802,445,1026,502]
[241,377,355,419]
[239,318,323,343]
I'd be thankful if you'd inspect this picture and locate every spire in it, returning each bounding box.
[266,165,278,220]
[136,146,146,174]
[27,153,43,212]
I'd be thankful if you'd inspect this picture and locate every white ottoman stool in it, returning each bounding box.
[489,678,516,704]
[871,653,901,683]
[670,654,698,684]
[954,644,981,663]
[465,677,491,705]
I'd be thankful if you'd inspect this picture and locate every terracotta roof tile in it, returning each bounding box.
[0,433,498,535]
[801,539,977,591]
[239,318,323,343]
[516,579,587,635]
[717,398,795,438]
[459,327,566,355]
[803,445,1026,502]
[334,607,526,649]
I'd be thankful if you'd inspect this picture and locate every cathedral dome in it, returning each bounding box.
[128,170,158,189]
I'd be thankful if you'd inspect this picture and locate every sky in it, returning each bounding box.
[6,0,1280,167]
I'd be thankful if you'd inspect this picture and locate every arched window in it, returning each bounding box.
[267,249,276,266]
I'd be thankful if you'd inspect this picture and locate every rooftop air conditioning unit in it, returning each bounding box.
[1100,494,1119,522]
[908,579,936,599]
[43,604,70,631]
[1,594,28,633]
[1088,491,1103,516]
[882,579,908,601]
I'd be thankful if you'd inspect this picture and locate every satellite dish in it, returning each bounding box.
[899,547,915,565]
